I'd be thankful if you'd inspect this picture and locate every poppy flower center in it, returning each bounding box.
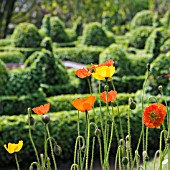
[150,112,159,121]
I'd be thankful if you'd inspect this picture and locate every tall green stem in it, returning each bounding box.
[28,109,40,167]
[85,111,90,170]
[15,153,20,170]
[46,124,57,170]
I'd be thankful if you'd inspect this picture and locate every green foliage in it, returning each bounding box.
[41,15,69,43]
[81,22,115,46]
[0,59,8,95]
[146,53,170,95]
[145,27,170,58]
[131,10,153,28]
[129,26,153,49]
[161,10,170,28]
[0,91,47,115]
[160,38,170,53]
[0,105,164,166]
[0,51,25,63]
[12,22,42,48]
[54,46,103,64]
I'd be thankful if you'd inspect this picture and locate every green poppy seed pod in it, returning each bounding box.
[122,157,128,165]
[129,98,136,110]
[27,116,35,126]
[146,63,150,72]
[145,155,149,162]
[158,85,163,92]
[42,114,50,124]
[94,128,101,136]
[54,144,62,156]
[143,151,149,161]
[104,85,109,91]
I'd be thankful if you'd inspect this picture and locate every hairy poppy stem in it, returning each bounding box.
[46,124,57,170]
[15,153,20,170]
[27,108,41,167]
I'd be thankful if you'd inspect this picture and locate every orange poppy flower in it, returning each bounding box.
[100,90,117,103]
[72,96,96,112]
[92,59,114,71]
[75,67,92,78]
[143,103,166,128]
[32,103,50,115]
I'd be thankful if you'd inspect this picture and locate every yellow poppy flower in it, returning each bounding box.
[4,140,23,154]
[92,66,115,80]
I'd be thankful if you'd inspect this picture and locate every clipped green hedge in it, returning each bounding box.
[0,91,47,115]
[0,105,166,166]
[47,93,136,112]
[12,22,42,48]
[0,46,41,59]
[145,27,170,58]
[129,26,153,49]
[81,22,115,46]
[0,51,25,63]
[0,59,8,95]
[92,75,145,93]
[131,10,153,28]
[54,46,104,64]
[0,38,12,47]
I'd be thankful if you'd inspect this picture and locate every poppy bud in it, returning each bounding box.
[94,128,101,136]
[104,85,109,91]
[54,144,62,156]
[158,85,163,92]
[143,151,149,161]
[42,114,50,124]
[145,155,149,161]
[27,116,35,126]
[129,98,136,110]
[122,157,128,165]
[146,63,150,72]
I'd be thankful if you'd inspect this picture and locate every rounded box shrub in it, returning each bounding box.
[99,44,131,76]
[131,10,153,28]
[81,22,115,46]
[41,15,69,42]
[146,53,170,95]
[145,27,170,58]
[129,26,153,49]
[0,59,8,95]
[12,22,42,48]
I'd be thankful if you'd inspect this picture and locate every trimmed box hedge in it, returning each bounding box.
[0,91,47,115]
[0,51,25,63]
[0,105,167,167]
[54,46,104,64]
